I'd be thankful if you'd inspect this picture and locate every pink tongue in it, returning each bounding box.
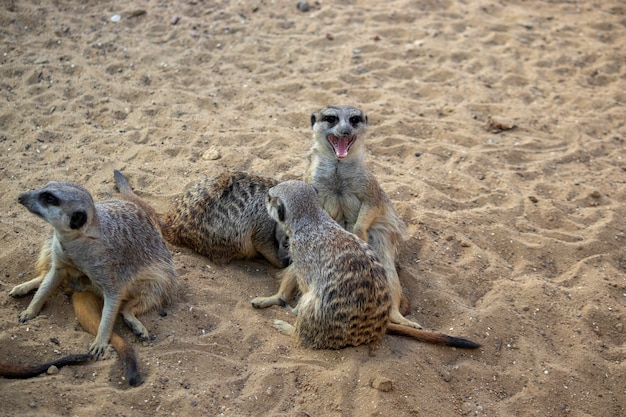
[334,137,350,159]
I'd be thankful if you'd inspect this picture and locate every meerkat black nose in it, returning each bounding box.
[339,126,351,136]
[18,193,27,205]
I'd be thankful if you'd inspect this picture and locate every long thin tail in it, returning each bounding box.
[386,322,481,349]
[71,291,142,386]
[113,169,164,233]
[0,353,91,379]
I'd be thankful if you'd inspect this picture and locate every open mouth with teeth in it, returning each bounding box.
[327,134,356,159]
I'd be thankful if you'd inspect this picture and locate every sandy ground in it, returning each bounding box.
[0,0,625,416]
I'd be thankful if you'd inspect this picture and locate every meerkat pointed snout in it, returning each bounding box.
[18,182,95,234]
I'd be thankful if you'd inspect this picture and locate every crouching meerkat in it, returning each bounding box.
[266,180,392,349]
[9,180,178,362]
[265,180,480,349]
[113,170,290,268]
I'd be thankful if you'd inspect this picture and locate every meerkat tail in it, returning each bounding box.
[113,170,163,232]
[386,323,481,349]
[0,353,92,379]
[71,291,142,386]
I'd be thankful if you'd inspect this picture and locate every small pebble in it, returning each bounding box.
[371,376,393,392]
[297,1,310,12]
[486,116,516,133]
[202,147,221,160]
[47,365,59,375]
[589,190,601,199]
[111,14,121,23]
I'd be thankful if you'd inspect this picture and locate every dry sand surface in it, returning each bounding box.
[1,0,625,416]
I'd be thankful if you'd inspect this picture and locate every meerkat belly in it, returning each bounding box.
[320,191,361,230]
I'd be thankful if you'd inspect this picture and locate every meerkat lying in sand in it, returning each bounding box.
[9,180,178,366]
[265,180,480,349]
[113,169,290,268]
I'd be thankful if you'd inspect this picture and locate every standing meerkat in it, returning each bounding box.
[265,180,480,349]
[9,180,178,362]
[253,105,419,329]
[114,170,290,268]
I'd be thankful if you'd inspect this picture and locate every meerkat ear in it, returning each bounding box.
[70,210,87,229]
[310,113,316,127]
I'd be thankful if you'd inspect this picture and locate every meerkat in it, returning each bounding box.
[266,180,392,349]
[9,268,141,384]
[9,180,178,361]
[264,180,480,349]
[253,105,419,328]
[305,105,421,328]
[113,169,290,268]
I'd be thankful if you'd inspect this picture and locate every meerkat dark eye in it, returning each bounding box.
[322,115,338,125]
[39,192,59,206]
[349,115,363,127]
[70,210,87,229]
[276,201,285,222]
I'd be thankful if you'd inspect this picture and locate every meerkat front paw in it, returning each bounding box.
[9,281,38,297]
[18,309,38,323]
[390,311,423,329]
[251,295,283,309]
[121,314,150,340]
[272,319,295,336]
[89,340,109,359]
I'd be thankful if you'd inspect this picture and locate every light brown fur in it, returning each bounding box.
[114,170,290,268]
[9,180,178,360]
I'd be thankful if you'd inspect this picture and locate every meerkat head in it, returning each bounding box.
[18,181,98,237]
[311,105,368,160]
[266,180,321,236]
